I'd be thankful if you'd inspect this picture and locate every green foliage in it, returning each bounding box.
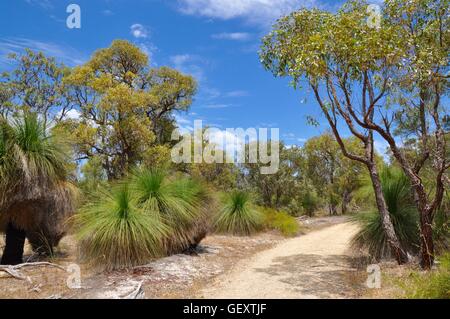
[0,113,72,195]
[302,134,368,215]
[434,205,450,254]
[262,207,300,237]
[215,190,263,236]
[351,168,420,260]
[299,189,319,217]
[130,169,212,253]
[0,50,72,124]
[75,184,167,270]
[64,40,197,179]
[0,113,76,255]
[399,253,450,299]
[75,169,213,270]
[243,142,303,209]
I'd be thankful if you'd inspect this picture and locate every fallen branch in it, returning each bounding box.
[123,281,145,299]
[0,262,67,281]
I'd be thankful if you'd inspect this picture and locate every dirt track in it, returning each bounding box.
[199,222,360,299]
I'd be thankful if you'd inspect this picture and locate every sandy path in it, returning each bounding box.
[200,222,360,299]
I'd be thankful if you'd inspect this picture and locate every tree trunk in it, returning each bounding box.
[419,209,434,270]
[1,223,26,265]
[328,203,337,216]
[341,190,351,215]
[368,164,409,265]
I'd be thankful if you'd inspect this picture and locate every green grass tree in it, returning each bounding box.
[0,113,76,264]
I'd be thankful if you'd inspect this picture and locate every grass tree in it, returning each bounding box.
[0,113,76,265]
[215,190,263,236]
[352,168,420,260]
[75,169,214,270]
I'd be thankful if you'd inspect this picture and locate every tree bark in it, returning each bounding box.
[368,164,409,265]
[1,223,26,265]
[328,203,338,216]
[419,209,434,270]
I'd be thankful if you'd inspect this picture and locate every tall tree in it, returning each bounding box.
[260,0,410,264]
[243,143,302,209]
[303,134,366,215]
[64,40,197,179]
[367,0,449,269]
[0,50,74,126]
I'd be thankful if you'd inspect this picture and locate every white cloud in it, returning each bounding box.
[178,0,319,26]
[130,24,149,39]
[56,109,81,121]
[102,9,114,16]
[225,90,249,97]
[170,54,208,82]
[202,103,233,109]
[374,139,391,161]
[212,32,252,41]
[0,37,86,66]
[25,0,53,10]
[170,54,192,66]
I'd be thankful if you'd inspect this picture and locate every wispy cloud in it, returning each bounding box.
[170,54,209,82]
[25,0,53,10]
[201,103,234,109]
[102,9,114,16]
[225,90,249,97]
[130,24,149,39]
[178,0,321,27]
[0,37,86,66]
[211,32,252,41]
[282,132,307,145]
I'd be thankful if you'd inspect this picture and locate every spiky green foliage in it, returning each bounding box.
[75,169,214,270]
[215,190,263,236]
[0,114,75,252]
[351,167,420,260]
[0,114,70,190]
[130,169,212,254]
[75,184,167,270]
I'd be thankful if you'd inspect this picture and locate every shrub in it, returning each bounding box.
[75,169,214,270]
[214,190,263,235]
[262,207,300,237]
[300,191,319,217]
[130,169,214,254]
[351,167,420,260]
[75,184,167,270]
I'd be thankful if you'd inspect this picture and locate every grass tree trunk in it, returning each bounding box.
[368,165,409,265]
[1,223,26,265]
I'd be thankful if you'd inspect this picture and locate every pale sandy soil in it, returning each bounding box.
[0,216,368,299]
[199,222,361,299]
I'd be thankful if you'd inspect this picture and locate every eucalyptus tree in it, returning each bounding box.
[261,0,410,264]
[0,50,74,126]
[64,40,197,179]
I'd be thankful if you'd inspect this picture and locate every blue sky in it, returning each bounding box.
[0,0,389,152]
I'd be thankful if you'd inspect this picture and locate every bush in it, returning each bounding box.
[433,203,449,254]
[130,169,214,254]
[399,253,450,299]
[75,169,214,270]
[75,184,167,270]
[214,190,263,235]
[262,207,300,237]
[351,167,420,260]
